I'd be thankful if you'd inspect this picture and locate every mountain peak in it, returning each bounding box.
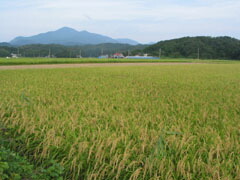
[56,27,78,32]
[80,30,89,33]
[10,27,139,46]
[116,38,139,45]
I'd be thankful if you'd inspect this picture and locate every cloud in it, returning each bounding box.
[0,0,240,43]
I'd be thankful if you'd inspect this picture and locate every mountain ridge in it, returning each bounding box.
[10,27,139,46]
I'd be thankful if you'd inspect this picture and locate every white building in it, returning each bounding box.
[11,53,20,58]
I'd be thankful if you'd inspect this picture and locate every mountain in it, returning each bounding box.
[0,42,12,47]
[139,36,240,60]
[3,36,240,60]
[115,39,139,45]
[10,27,139,46]
[147,42,156,45]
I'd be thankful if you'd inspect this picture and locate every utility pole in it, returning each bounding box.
[128,50,130,56]
[101,48,103,56]
[197,48,200,60]
[48,48,51,58]
[159,48,162,59]
[79,49,82,58]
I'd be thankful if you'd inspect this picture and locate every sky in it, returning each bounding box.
[0,0,240,43]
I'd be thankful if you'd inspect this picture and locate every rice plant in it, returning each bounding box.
[0,64,240,179]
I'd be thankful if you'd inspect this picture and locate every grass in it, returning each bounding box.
[0,57,239,65]
[1,63,240,179]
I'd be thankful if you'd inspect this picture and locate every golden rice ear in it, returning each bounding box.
[1,64,239,179]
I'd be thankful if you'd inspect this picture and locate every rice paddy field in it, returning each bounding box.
[0,57,239,66]
[0,58,185,65]
[1,63,240,179]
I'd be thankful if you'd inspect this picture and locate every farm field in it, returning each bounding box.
[0,58,188,65]
[1,63,240,179]
[0,57,239,66]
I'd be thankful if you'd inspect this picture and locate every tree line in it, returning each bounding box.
[1,36,240,60]
[0,43,147,58]
[136,36,240,60]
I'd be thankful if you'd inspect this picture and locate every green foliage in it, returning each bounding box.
[0,129,64,180]
[38,160,64,180]
[0,46,15,57]
[0,49,10,57]
[143,36,240,60]
[0,43,147,58]
[0,146,35,179]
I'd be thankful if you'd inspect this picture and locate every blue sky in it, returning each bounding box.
[0,0,240,43]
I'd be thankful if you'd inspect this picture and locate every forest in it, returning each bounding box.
[0,36,240,60]
[139,36,240,60]
[0,43,146,58]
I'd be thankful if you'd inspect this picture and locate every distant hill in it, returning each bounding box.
[147,42,156,45]
[0,42,12,47]
[10,27,139,46]
[3,36,240,60]
[115,39,139,45]
[140,36,240,60]
[0,43,147,57]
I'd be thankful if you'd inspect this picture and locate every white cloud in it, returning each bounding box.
[0,0,240,43]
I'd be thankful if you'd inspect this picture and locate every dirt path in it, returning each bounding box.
[0,62,203,70]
